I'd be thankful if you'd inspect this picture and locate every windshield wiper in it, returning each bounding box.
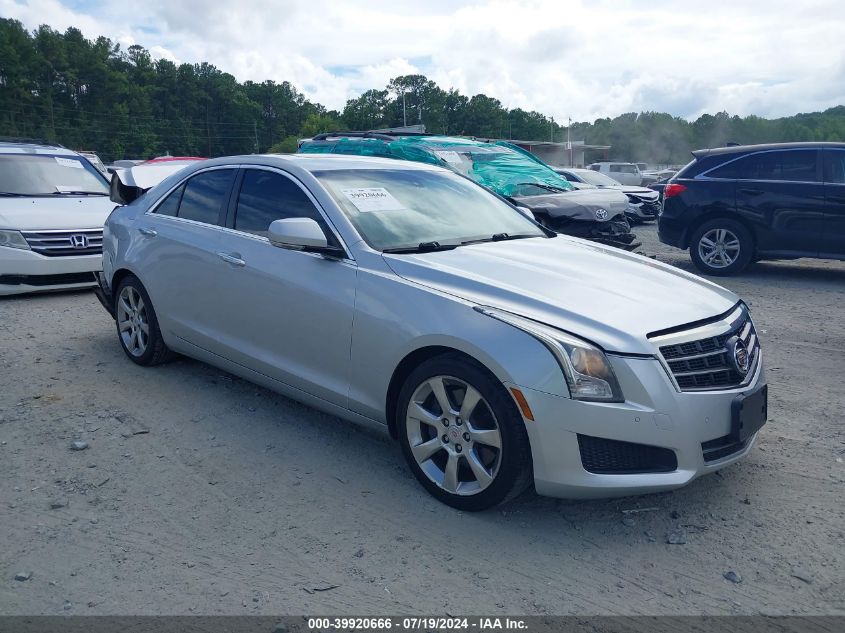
[515,182,569,193]
[0,192,29,197]
[52,190,109,196]
[382,241,459,254]
[461,233,541,246]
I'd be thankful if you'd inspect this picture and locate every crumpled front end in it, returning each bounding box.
[512,189,640,251]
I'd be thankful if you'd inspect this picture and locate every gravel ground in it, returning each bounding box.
[1,224,843,616]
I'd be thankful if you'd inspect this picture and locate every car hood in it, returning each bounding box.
[0,196,115,230]
[511,187,629,221]
[600,184,659,198]
[383,236,738,355]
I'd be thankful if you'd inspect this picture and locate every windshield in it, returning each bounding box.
[570,170,621,187]
[0,154,109,195]
[314,168,547,251]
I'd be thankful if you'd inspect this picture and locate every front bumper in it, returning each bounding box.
[0,246,101,296]
[626,200,660,219]
[514,354,766,499]
[548,217,641,251]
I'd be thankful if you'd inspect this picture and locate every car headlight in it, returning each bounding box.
[0,230,30,250]
[477,307,623,402]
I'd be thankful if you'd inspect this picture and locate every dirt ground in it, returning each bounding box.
[1,224,843,616]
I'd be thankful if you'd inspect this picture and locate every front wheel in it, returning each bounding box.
[397,354,533,511]
[689,218,754,276]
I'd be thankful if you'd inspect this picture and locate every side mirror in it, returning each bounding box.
[269,218,340,255]
[516,206,535,220]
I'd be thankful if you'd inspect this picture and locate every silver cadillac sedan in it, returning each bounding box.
[95,154,767,511]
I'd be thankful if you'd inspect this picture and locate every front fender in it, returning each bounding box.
[347,265,568,424]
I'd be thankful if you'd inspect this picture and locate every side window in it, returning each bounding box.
[589,164,600,171]
[609,164,621,172]
[153,184,184,216]
[736,151,818,182]
[177,170,235,225]
[234,169,330,238]
[707,158,741,179]
[823,150,845,184]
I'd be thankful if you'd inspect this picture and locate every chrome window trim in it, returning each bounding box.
[695,147,821,183]
[144,164,354,262]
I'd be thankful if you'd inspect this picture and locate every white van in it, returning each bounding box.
[588,162,643,186]
[0,141,115,295]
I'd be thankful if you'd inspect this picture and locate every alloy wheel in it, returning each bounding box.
[406,375,502,496]
[117,285,149,357]
[698,228,741,268]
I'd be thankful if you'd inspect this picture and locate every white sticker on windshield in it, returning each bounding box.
[55,157,83,169]
[433,150,463,165]
[56,185,84,192]
[341,188,406,212]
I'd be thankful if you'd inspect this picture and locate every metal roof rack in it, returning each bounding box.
[311,129,430,142]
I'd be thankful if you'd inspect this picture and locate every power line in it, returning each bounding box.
[0,104,263,129]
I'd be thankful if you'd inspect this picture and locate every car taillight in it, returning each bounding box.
[663,183,687,198]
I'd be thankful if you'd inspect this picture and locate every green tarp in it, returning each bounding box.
[298,135,575,198]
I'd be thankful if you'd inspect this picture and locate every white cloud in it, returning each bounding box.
[2,0,844,121]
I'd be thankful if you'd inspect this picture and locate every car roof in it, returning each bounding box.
[692,141,845,158]
[236,153,444,172]
[0,141,79,156]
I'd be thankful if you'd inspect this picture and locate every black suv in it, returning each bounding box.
[658,142,845,275]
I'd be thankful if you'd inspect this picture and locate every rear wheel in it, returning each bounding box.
[114,275,174,366]
[689,218,754,276]
[397,354,532,511]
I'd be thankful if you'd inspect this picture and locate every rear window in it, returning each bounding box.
[717,150,820,182]
[0,154,109,196]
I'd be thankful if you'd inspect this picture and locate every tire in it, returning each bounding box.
[689,218,754,276]
[396,353,533,511]
[114,274,174,366]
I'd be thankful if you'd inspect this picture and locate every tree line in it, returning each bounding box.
[2,19,845,164]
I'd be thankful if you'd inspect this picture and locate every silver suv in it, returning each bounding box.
[96,154,767,510]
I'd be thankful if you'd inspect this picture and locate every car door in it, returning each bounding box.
[133,167,236,350]
[731,149,824,256]
[822,148,845,257]
[211,166,357,407]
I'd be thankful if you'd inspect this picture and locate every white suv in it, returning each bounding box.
[588,162,643,186]
[0,141,115,295]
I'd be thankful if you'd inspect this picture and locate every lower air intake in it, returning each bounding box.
[577,434,678,474]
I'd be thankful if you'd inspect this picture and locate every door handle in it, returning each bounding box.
[217,252,246,267]
[739,188,764,196]
[137,227,157,237]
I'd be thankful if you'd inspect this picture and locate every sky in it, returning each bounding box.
[2,0,845,122]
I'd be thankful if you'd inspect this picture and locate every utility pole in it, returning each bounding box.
[253,121,259,153]
[567,116,572,166]
[402,92,407,127]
